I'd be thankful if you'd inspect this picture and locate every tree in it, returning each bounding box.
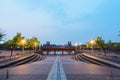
[26,37,40,52]
[12,32,25,49]
[106,40,113,50]
[3,40,12,49]
[3,40,15,56]
[86,42,92,49]
[95,37,107,55]
[3,33,25,56]
[0,29,6,41]
[86,40,97,49]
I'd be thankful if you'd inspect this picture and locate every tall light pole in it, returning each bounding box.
[90,40,95,53]
[34,42,37,52]
[21,39,26,55]
[75,43,78,51]
[39,44,41,51]
[79,43,82,51]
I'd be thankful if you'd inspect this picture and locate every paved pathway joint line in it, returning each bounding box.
[47,56,67,80]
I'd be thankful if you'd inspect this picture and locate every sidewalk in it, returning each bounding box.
[83,53,120,69]
[61,55,120,80]
[0,56,55,80]
[0,53,34,68]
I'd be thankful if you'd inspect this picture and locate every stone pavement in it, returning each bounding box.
[60,55,120,80]
[83,53,120,68]
[0,55,120,80]
[0,56,56,80]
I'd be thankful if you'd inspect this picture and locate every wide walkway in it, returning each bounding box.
[0,56,56,80]
[60,55,120,80]
[0,55,120,80]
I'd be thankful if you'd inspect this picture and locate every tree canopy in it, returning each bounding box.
[0,29,6,41]
[87,37,106,54]
[26,37,40,49]
[95,37,106,53]
[2,33,40,51]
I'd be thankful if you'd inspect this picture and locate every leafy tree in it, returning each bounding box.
[86,42,92,49]
[3,33,25,56]
[95,37,107,55]
[0,29,6,41]
[2,32,41,54]
[106,40,113,50]
[3,40,12,49]
[26,37,40,52]
[26,39,33,52]
[112,43,120,50]
[86,40,96,49]
[3,40,15,56]
[12,32,25,48]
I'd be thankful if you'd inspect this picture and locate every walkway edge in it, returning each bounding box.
[59,57,67,80]
[83,53,120,68]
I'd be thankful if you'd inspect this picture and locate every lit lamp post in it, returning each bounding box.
[75,43,78,51]
[21,39,26,55]
[79,42,82,51]
[75,43,79,54]
[39,44,41,51]
[10,46,13,56]
[34,42,37,52]
[90,40,95,54]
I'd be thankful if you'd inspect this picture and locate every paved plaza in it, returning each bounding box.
[60,55,120,80]
[0,56,55,80]
[0,55,120,80]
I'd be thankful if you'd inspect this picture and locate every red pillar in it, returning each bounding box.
[62,50,64,55]
[47,51,49,55]
[69,51,71,55]
[54,50,56,55]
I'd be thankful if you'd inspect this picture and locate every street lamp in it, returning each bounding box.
[21,39,26,55]
[39,44,41,51]
[10,46,13,56]
[90,40,95,53]
[34,42,37,52]
[79,42,82,51]
[75,43,78,51]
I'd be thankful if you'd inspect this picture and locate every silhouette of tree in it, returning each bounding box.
[95,37,107,55]
[0,29,6,41]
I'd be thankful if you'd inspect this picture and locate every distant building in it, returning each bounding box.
[46,41,50,46]
[68,41,71,46]
[43,41,73,47]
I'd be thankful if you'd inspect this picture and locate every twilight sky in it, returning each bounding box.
[0,0,120,45]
